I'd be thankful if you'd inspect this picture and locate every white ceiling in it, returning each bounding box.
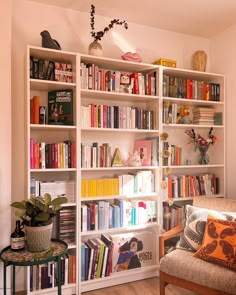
[28,0,236,38]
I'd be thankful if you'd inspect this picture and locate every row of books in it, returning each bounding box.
[80,62,157,95]
[81,231,155,281]
[164,173,219,199]
[81,199,157,232]
[81,138,158,169]
[163,202,185,231]
[162,141,182,166]
[163,75,220,101]
[30,178,75,202]
[30,139,76,169]
[30,56,73,83]
[30,90,73,126]
[81,142,111,168]
[29,249,76,291]
[81,104,155,130]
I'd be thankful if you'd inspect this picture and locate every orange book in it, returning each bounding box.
[33,96,39,124]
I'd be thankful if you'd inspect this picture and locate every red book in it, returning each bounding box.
[130,72,139,94]
[30,138,35,169]
[90,103,95,127]
[33,96,39,124]
[103,105,108,128]
[34,142,39,169]
[186,79,193,99]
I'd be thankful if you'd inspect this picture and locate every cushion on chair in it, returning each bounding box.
[160,249,236,294]
[176,205,236,252]
[194,217,236,271]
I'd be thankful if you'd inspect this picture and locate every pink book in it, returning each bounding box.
[30,138,35,169]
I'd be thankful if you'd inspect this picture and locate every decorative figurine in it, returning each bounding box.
[122,52,142,62]
[40,30,61,50]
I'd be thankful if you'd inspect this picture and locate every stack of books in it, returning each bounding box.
[192,107,215,125]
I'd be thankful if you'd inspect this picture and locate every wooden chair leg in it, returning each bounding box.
[160,272,167,295]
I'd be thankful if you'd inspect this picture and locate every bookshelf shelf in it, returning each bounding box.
[81,89,159,102]
[80,222,158,237]
[30,124,76,130]
[81,192,157,202]
[30,79,76,91]
[25,45,225,295]
[162,96,224,106]
[81,127,159,133]
[162,123,224,129]
[81,166,159,171]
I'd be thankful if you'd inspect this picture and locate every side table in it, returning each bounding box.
[0,239,68,295]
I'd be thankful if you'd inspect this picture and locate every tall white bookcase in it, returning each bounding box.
[25,45,225,294]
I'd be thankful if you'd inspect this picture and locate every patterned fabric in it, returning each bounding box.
[176,205,235,252]
[194,217,236,271]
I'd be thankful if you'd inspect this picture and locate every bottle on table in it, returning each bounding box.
[11,220,25,251]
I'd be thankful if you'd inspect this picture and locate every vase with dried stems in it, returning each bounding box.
[89,4,128,56]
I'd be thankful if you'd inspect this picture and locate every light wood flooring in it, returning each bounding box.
[17,277,197,295]
[83,277,197,295]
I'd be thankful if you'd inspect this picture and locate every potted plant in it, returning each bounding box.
[11,194,68,252]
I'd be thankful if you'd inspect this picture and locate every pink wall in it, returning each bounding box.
[0,0,12,293]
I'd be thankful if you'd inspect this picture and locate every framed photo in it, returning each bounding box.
[134,140,152,166]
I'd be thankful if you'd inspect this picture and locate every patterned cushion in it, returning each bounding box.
[194,217,236,271]
[176,205,235,252]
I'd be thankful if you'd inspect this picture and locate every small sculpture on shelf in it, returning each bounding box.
[40,30,61,50]
[125,151,142,167]
[120,74,134,94]
[121,52,142,62]
[177,106,192,124]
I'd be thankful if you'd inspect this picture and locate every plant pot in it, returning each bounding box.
[25,222,53,252]
[88,40,103,56]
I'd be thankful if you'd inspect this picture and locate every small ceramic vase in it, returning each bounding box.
[88,40,103,56]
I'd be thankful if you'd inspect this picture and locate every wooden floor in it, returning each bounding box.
[83,277,197,295]
[17,277,197,295]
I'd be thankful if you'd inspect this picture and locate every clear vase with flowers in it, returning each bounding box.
[185,128,217,165]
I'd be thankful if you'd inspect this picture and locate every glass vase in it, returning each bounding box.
[198,146,209,165]
[88,40,103,56]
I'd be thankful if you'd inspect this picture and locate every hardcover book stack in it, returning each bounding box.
[192,107,215,125]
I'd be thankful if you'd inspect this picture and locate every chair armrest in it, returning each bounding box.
[159,224,184,259]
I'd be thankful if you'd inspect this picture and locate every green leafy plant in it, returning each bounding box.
[90,4,128,41]
[11,194,68,226]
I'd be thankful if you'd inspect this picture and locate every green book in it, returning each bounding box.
[48,89,73,125]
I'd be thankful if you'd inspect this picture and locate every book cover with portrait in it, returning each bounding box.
[110,231,156,272]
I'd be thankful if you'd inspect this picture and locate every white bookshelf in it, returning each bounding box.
[25,45,225,294]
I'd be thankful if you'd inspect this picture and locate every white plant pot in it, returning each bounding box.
[25,222,53,252]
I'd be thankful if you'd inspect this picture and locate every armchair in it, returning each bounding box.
[159,197,236,295]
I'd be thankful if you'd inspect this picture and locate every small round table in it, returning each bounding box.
[0,239,68,295]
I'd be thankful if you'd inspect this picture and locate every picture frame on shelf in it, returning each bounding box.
[134,140,152,166]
